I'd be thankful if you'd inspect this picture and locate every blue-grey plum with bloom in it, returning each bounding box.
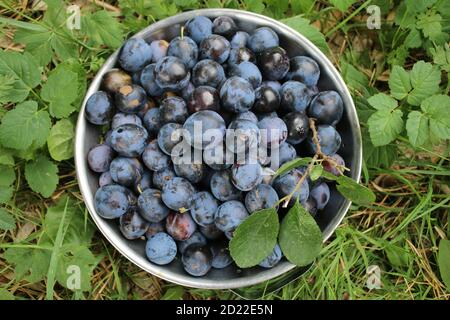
[99,171,113,187]
[285,56,320,87]
[140,64,164,97]
[162,177,195,211]
[231,31,249,48]
[214,200,249,232]
[231,162,263,191]
[146,232,177,265]
[210,241,233,269]
[110,123,148,157]
[308,91,343,126]
[280,81,311,113]
[94,184,134,219]
[87,144,114,173]
[134,170,152,193]
[115,84,147,114]
[157,123,183,156]
[119,208,149,240]
[155,56,190,91]
[167,36,198,69]
[85,91,114,125]
[109,157,143,187]
[192,59,226,88]
[142,140,170,171]
[245,184,279,213]
[138,188,170,223]
[190,191,219,226]
[228,47,256,66]
[159,96,188,124]
[152,166,177,190]
[210,170,242,201]
[272,168,310,204]
[220,76,255,113]
[112,113,142,129]
[310,182,330,210]
[143,107,161,136]
[182,244,213,276]
[118,38,152,72]
[185,16,213,44]
[178,231,207,254]
[248,27,279,53]
[258,116,288,148]
[199,34,231,64]
[307,124,341,156]
[228,61,262,89]
[183,110,226,150]
[150,40,169,63]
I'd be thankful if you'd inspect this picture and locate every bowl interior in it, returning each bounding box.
[75,9,361,289]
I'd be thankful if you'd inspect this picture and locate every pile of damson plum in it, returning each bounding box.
[85,15,345,277]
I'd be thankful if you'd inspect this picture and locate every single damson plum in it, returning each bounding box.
[258,47,290,80]
[203,144,233,170]
[166,212,197,241]
[192,59,226,88]
[167,36,198,69]
[283,111,310,145]
[308,125,342,156]
[214,200,249,232]
[159,96,188,124]
[140,64,164,97]
[308,91,344,126]
[210,170,242,201]
[323,153,345,176]
[280,81,311,113]
[228,61,262,89]
[231,31,249,48]
[253,85,280,113]
[111,113,142,129]
[134,170,152,193]
[101,69,132,94]
[199,223,223,240]
[310,182,330,210]
[119,208,149,240]
[220,76,255,113]
[248,27,279,53]
[157,123,183,156]
[173,155,205,184]
[226,118,260,155]
[85,91,114,125]
[99,171,113,187]
[155,56,190,91]
[94,184,134,219]
[187,86,220,114]
[118,38,152,72]
[212,16,237,38]
[110,157,142,187]
[142,140,170,171]
[87,144,114,173]
[137,98,156,119]
[162,177,195,211]
[228,47,256,66]
[115,84,147,114]
[146,221,165,238]
[190,191,219,226]
[110,124,148,157]
[150,40,169,63]
[185,16,213,44]
[183,110,226,149]
[210,241,233,269]
[258,116,288,148]
[234,111,258,123]
[178,231,208,254]
[199,35,231,64]
[182,244,213,277]
[152,166,177,190]
[143,107,161,136]
[244,184,279,213]
[259,244,282,268]
[272,142,297,169]
[146,232,177,265]
[272,168,310,204]
[231,162,263,191]
[285,56,320,87]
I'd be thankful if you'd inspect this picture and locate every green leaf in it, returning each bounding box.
[384,242,410,268]
[0,288,15,300]
[421,95,450,140]
[340,61,369,94]
[291,0,315,14]
[404,28,422,49]
[0,101,51,150]
[429,44,450,72]
[367,93,398,111]
[0,186,13,204]
[310,164,323,181]
[0,208,16,231]
[416,11,442,41]
[438,239,450,293]
[335,175,376,205]
[363,135,398,168]
[24,155,58,198]
[274,157,313,178]
[278,202,322,266]
[229,208,279,268]
[60,60,87,110]
[0,146,14,166]
[0,165,15,187]
[405,0,437,12]
[388,66,411,100]
[41,64,78,118]
[0,75,27,106]
[4,247,51,283]
[406,111,429,147]
[161,286,185,300]
[408,61,441,106]
[0,51,41,103]
[329,0,357,12]
[47,119,75,161]
[368,109,404,146]
[394,2,416,29]
[281,16,329,54]
[81,11,124,48]
[244,0,265,13]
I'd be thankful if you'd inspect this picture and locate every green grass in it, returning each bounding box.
[0,0,449,300]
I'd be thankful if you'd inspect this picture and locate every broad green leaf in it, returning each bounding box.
[0,186,13,204]
[310,164,323,181]
[14,27,53,66]
[244,0,265,13]
[355,96,375,123]
[341,61,369,94]
[41,64,78,118]
[161,286,185,300]
[0,75,28,105]
[367,109,404,146]
[416,11,442,41]
[336,175,376,205]
[47,119,75,161]
[406,111,429,147]
[230,208,279,268]
[62,60,87,110]
[388,66,411,100]
[278,202,322,266]
[421,95,450,140]
[281,16,329,54]
[329,0,357,12]
[0,101,51,150]
[429,44,450,72]
[0,147,14,166]
[404,27,422,49]
[438,239,450,293]
[408,61,441,106]
[0,288,15,300]
[0,51,41,103]
[405,0,437,12]
[274,157,313,178]
[387,46,409,67]
[290,0,315,14]
[4,247,51,283]
[81,11,124,48]
[362,134,397,168]
[394,2,416,29]
[0,165,15,187]
[367,93,398,111]
[24,155,58,198]
[0,208,16,231]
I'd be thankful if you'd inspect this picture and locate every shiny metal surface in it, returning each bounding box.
[75,9,362,290]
